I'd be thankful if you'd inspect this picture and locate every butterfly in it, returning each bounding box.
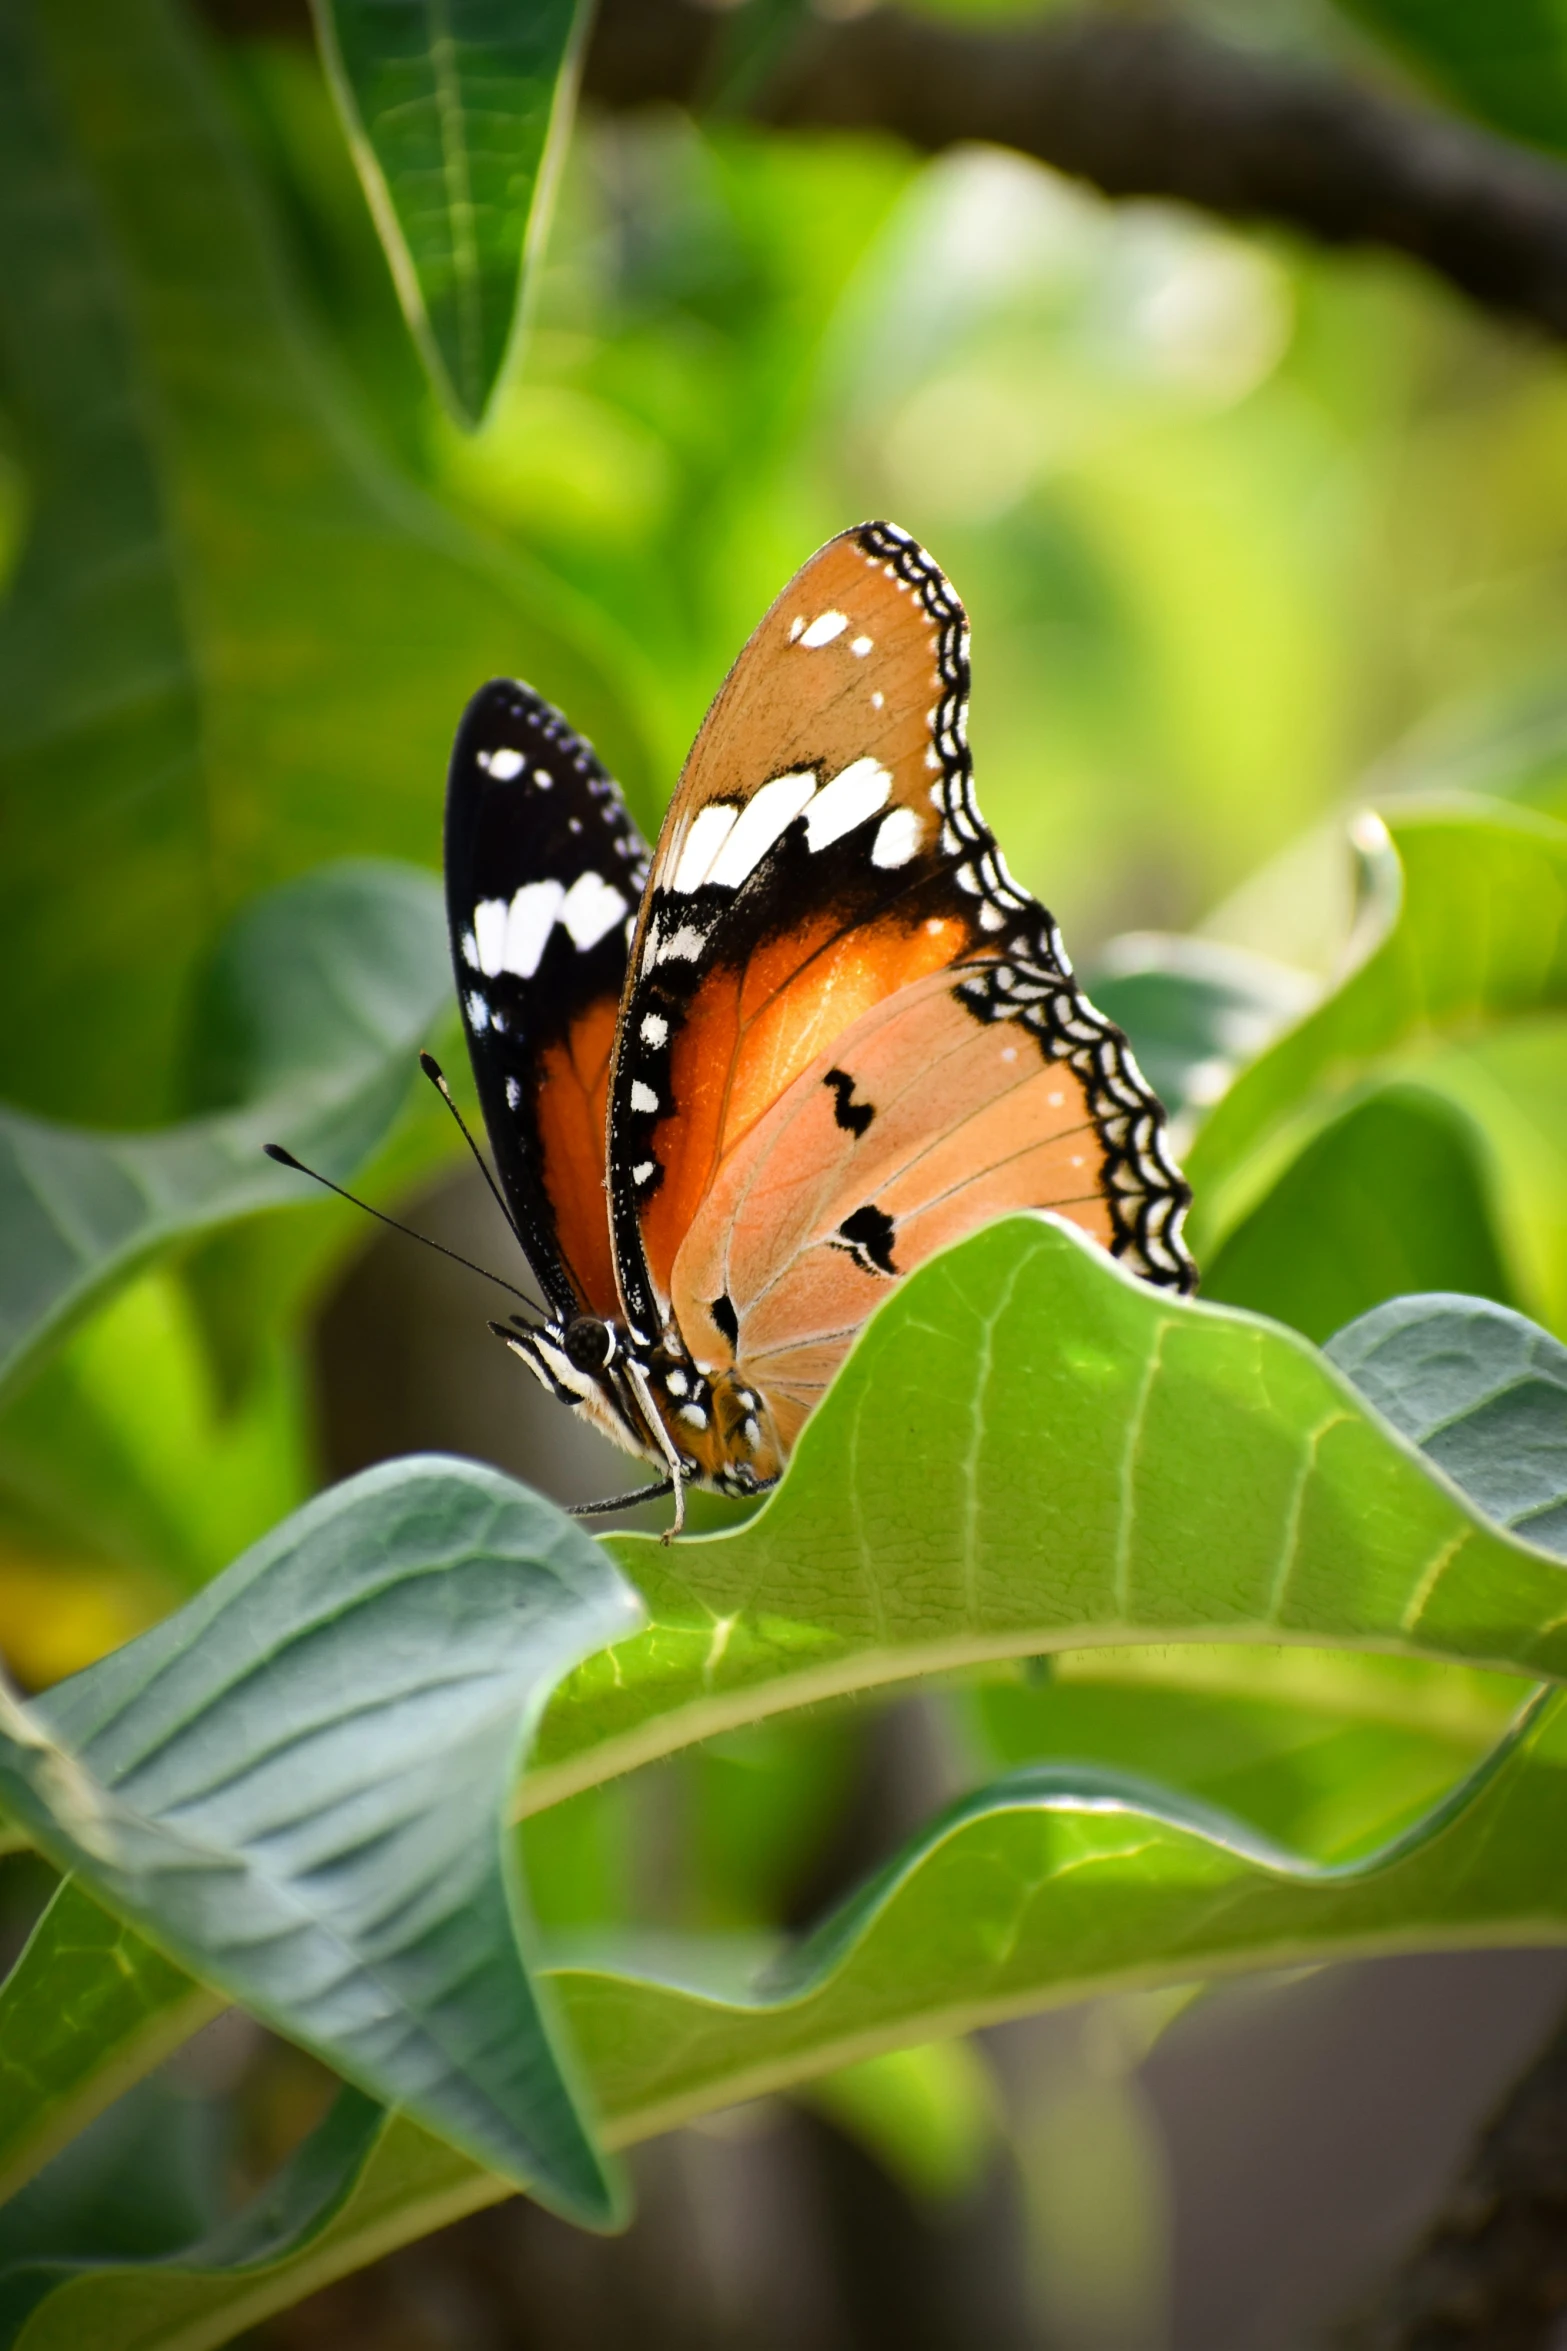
[446,520,1195,1532]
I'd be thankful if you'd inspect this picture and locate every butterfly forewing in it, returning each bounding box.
[446,680,648,1323]
[607,522,1193,1372]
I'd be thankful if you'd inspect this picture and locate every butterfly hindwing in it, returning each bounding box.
[606,522,1193,1373]
[445,680,648,1324]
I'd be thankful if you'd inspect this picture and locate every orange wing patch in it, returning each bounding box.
[669,969,1116,1450]
[534,993,620,1321]
[637,909,970,1306]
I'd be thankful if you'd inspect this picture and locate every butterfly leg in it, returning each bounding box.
[568,1477,676,1517]
[624,1356,688,1540]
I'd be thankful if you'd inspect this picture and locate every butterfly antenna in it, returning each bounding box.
[261,1143,537,1309]
[418,1052,524,1248]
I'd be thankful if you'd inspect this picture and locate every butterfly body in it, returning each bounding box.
[447,522,1194,1526]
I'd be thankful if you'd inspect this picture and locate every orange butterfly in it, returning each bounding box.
[446,522,1194,1530]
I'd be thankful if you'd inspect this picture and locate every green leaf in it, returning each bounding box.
[1085,935,1316,1125]
[30,1687,1567,2349]
[311,0,590,428]
[0,1880,221,2207]
[1327,1292,1567,1556]
[0,0,642,1129]
[1339,0,1567,157]
[0,2085,395,2351]
[527,1216,1567,1809]
[0,862,448,1407]
[1412,1017,1567,1335]
[555,1689,1567,2138]
[0,1457,643,2222]
[1187,805,1567,1262]
[1203,1088,1514,1341]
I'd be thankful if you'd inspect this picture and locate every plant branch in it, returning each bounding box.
[585,0,1567,343]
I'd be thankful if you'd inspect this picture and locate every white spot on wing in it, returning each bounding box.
[707,770,817,889]
[804,756,891,851]
[658,923,706,962]
[460,927,480,970]
[871,806,922,868]
[534,767,552,788]
[473,898,509,977]
[633,1160,655,1183]
[502,880,565,978]
[481,746,525,781]
[630,1080,659,1114]
[851,635,873,657]
[871,690,884,710]
[466,990,489,1031]
[559,869,628,951]
[672,802,740,894]
[789,615,805,642]
[640,1012,668,1047]
[506,1075,523,1105]
[798,609,848,648]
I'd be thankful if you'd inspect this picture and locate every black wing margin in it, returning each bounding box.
[445,680,649,1323]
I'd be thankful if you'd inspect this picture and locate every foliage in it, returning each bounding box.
[310,0,591,426]
[7,0,1567,2341]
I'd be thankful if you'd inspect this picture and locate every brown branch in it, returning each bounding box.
[1344,1993,1567,2349]
[585,0,1567,343]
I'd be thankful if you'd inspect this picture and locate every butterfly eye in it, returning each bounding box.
[562,1315,613,1372]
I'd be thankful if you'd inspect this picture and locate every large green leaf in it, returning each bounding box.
[1340,0,1567,157]
[0,863,448,1408]
[20,1686,1567,2350]
[1203,1088,1514,1341]
[1187,805,1567,1262]
[311,0,590,427]
[0,1881,221,2208]
[0,1457,642,2222]
[0,0,641,1129]
[1327,1291,1567,1554]
[526,1216,1567,1807]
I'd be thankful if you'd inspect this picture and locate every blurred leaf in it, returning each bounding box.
[528,1216,1567,1808]
[0,0,643,1128]
[0,862,447,1408]
[0,2075,228,2283]
[555,1690,1567,2141]
[0,1457,642,2220]
[1340,0,1567,156]
[797,2038,1003,2205]
[966,1669,1503,1865]
[705,0,815,117]
[0,2084,390,2351]
[1085,934,1318,1125]
[32,1686,1567,2347]
[1327,1292,1567,1555]
[311,0,590,427]
[0,1879,221,2206]
[0,1270,312,1618]
[1203,1088,1514,1341]
[1414,1017,1567,1335]
[1187,805,1567,1263]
